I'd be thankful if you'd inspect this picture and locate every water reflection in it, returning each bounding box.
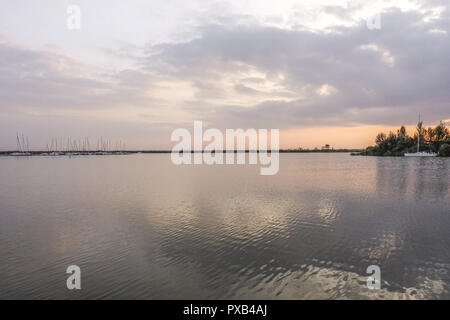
[375,157,449,200]
[0,154,449,299]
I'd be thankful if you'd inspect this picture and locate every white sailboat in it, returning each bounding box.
[404,115,437,157]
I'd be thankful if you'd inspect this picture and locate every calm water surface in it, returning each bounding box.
[0,153,449,299]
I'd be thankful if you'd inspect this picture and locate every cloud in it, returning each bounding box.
[1,1,450,149]
[0,39,169,114]
[140,7,450,128]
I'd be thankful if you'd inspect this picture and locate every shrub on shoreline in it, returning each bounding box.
[356,122,450,157]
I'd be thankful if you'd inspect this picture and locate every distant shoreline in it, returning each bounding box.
[0,149,362,156]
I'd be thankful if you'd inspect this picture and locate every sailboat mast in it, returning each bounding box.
[16,132,21,152]
[417,114,421,153]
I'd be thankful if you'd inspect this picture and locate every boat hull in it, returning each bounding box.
[404,152,437,157]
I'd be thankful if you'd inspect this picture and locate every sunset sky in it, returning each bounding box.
[1,0,449,150]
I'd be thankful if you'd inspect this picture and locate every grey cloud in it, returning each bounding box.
[0,40,164,113]
[143,8,450,128]
[1,3,450,150]
[0,40,169,149]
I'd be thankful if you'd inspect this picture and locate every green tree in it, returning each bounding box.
[359,121,449,157]
[375,132,387,145]
[397,126,407,138]
[439,143,450,157]
[423,122,449,152]
[431,122,449,152]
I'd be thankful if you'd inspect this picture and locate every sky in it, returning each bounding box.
[0,0,449,150]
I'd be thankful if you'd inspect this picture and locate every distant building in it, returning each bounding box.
[321,144,331,151]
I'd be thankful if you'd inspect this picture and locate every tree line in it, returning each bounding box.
[357,121,450,157]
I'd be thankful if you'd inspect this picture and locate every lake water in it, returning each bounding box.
[0,153,449,299]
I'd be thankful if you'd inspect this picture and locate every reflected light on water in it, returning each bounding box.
[0,153,449,299]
